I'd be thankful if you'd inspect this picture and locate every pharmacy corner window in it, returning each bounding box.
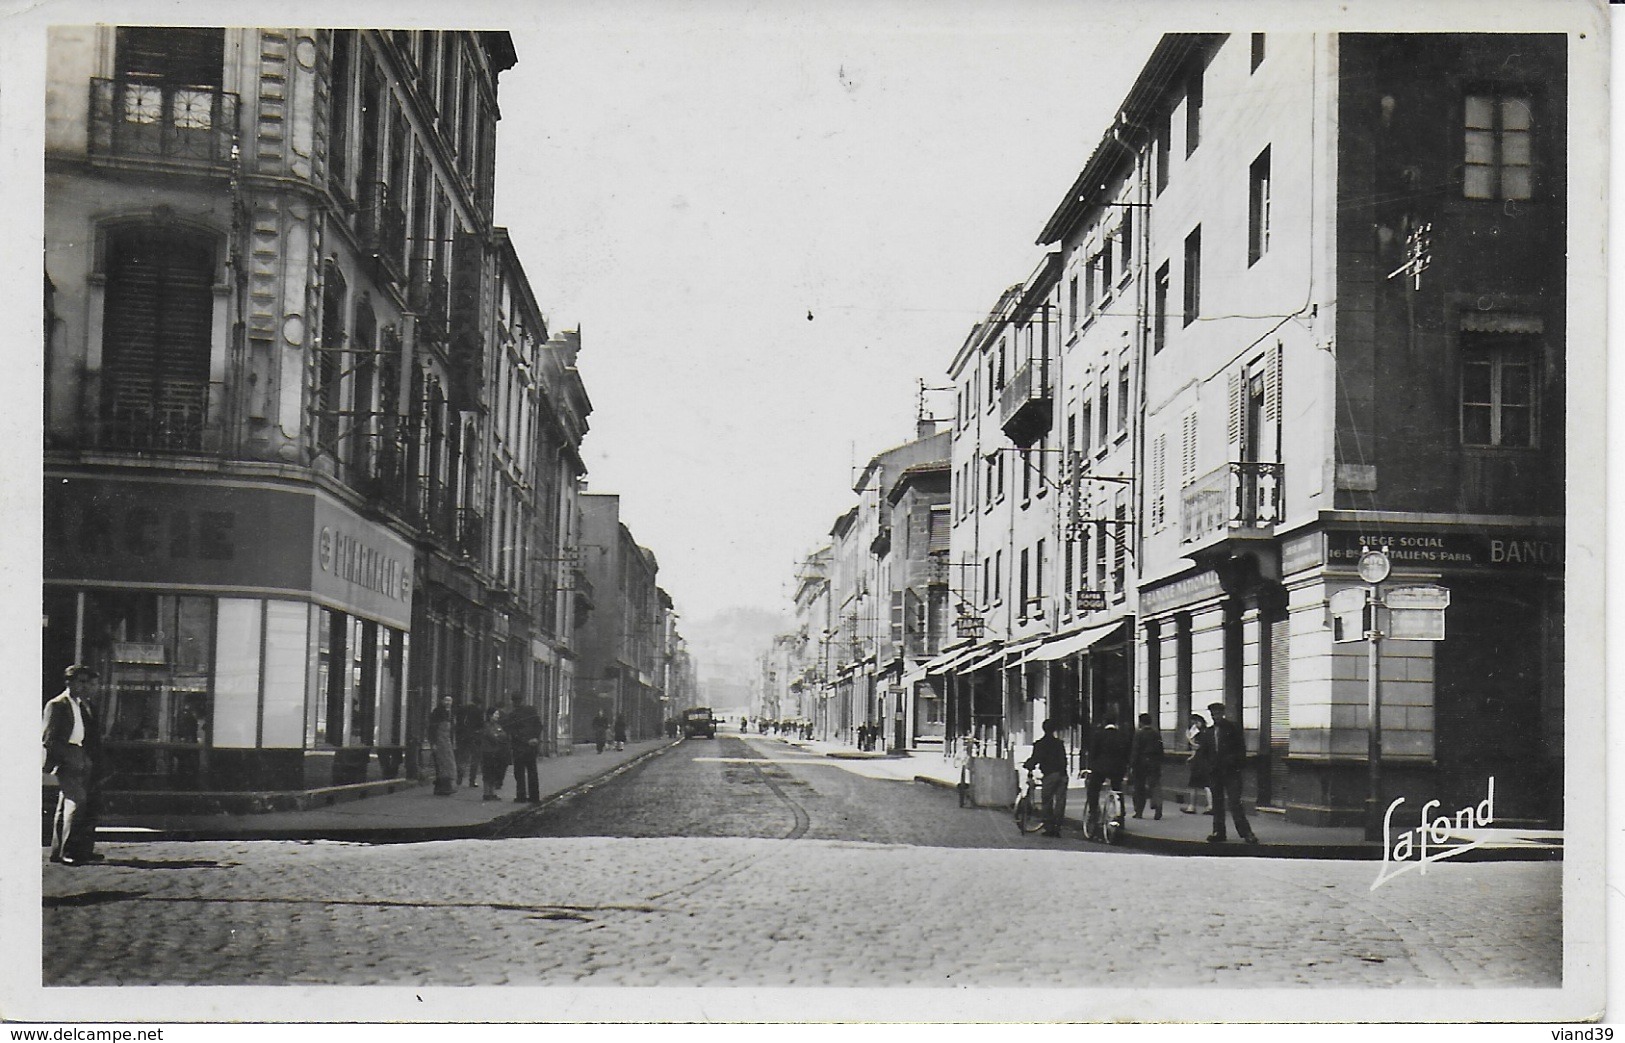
[1460,333,1539,448]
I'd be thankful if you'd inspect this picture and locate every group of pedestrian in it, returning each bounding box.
[589,711,628,753]
[856,720,882,751]
[428,694,544,803]
[1014,701,1259,845]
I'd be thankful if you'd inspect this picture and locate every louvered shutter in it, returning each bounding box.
[1181,411,1197,483]
[1264,341,1283,463]
[1226,368,1245,464]
[1151,433,1167,529]
[101,226,214,448]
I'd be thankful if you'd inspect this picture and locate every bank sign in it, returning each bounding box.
[46,475,413,629]
[1326,531,1562,571]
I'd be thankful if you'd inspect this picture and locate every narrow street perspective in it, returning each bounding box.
[25,5,1604,1027]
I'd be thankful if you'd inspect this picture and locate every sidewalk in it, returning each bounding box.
[93,739,678,844]
[767,734,1560,862]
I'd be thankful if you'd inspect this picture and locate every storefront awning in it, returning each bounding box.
[922,642,981,676]
[1013,618,1129,666]
[959,645,1008,674]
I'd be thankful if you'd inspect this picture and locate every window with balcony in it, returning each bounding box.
[316,265,347,454]
[93,27,233,166]
[1464,92,1533,201]
[1461,334,1538,448]
[98,224,217,452]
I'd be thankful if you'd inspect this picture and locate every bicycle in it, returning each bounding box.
[1013,767,1047,834]
[1081,768,1127,845]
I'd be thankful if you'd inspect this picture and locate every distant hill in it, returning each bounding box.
[685,605,790,688]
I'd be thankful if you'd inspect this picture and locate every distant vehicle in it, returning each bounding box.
[682,706,717,739]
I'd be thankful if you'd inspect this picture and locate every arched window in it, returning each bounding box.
[100,223,217,450]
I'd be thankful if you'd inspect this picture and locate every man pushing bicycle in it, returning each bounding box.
[1085,709,1132,840]
[1021,719,1068,837]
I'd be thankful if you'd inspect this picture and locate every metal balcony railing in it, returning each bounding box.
[999,355,1053,447]
[356,182,407,276]
[1181,461,1284,545]
[96,399,209,453]
[409,255,449,343]
[416,478,455,539]
[455,507,484,560]
[89,78,239,167]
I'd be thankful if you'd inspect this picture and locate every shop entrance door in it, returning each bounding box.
[1433,580,1550,823]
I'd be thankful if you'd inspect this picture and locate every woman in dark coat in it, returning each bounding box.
[479,708,510,802]
[613,713,628,751]
[429,695,457,796]
[1182,713,1213,814]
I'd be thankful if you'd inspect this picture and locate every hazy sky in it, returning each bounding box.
[491,2,1156,629]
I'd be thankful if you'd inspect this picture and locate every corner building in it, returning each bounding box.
[1120,33,1564,826]
[41,27,562,795]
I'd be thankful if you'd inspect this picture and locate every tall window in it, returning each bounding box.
[1080,400,1093,459]
[1035,539,1045,601]
[1098,379,1110,448]
[106,27,227,161]
[328,31,355,189]
[1155,114,1171,195]
[1464,93,1533,200]
[1251,33,1265,72]
[1154,261,1170,353]
[1117,364,1130,437]
[1183,227,1202,327]
[1184,67,1204,157]
[1068,275,1079,330]
[100,224,216,451]
[1461,334,1538,447]
[1119,211,1133,277]
[1249,147,1272,266]
[1019,548,1030,617]
[317,265,347,453]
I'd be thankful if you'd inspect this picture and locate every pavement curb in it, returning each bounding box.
[97,740,683,845]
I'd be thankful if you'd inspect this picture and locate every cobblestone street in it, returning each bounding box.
[43,789,1562,990]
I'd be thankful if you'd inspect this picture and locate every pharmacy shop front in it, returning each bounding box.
[44,472,415,795]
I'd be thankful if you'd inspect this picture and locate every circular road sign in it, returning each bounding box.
[1357,548,1392,585]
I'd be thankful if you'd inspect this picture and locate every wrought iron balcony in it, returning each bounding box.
[89,78,239,167]
[355,182,407,276]
[415,478,455,540]
[1181,461,1284,546]
[95,399,209,453]
[455,507,484,560]
[409,255,449,344]
[999,356,1053,448]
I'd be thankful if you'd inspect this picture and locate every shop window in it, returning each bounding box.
[80,592,213,781]
[1461,334,1538,448]
[262,600,310,748]
[213,599,262,748]
[100,224,216,451]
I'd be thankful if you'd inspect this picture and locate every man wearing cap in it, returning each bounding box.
[1204,701,1259,844]
[42,665,107,865]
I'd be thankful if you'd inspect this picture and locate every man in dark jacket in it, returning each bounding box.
[1021,718,1069,836]
[1086,709,1132,835]
[1205,701,1258,844]
[1128,712,1165,820]
[42,665,106,865]
[506,694,543,803]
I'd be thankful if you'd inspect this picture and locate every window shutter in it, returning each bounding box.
[1181,411,1198,482]
[1152,433,1167,529]
[1226,368,1245,462]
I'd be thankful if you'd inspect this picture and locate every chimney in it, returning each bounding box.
[916,418,939,440]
